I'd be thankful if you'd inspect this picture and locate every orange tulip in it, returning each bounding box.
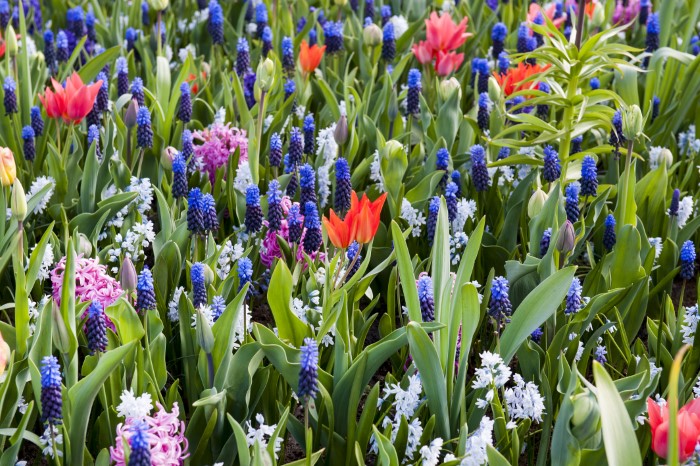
[299,40,325,74]
[493,62,550,96]
[322,209,357,249]
[350,191,386,244]
[38,72,103,124]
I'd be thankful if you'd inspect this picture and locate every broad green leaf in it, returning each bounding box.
[267,261,308,346]
[391,221,421,322]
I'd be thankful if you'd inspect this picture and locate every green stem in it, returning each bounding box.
[617,139,635,225]
[559,72,580,178]
[252,91,267,184]
[304,402,312,466]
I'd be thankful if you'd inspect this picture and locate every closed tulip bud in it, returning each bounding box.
[659,148,673,168]
[0,331,10,377]
[161,146,177,170]
[383,139,405,160]
[622,104,644,141]
[52,304,71,354]
[0,147,16,186]
[591,4,605,28]
[555,220,575,255]
[334,115,348,145]
[257,58,275,92]
[488,76,502,102]
[388,88,398,121]
[528,188,548,218]
[363,23,383,47]
[121,256,138,292]
[125,99,139,128]
[203,263,215,286]
[6,26,17,57]
[570,390,601,445]
[147,0,169,11]
[77,233,93,257]
[439,77,462,102]
[11,179,26,222]
[196,308,215,353]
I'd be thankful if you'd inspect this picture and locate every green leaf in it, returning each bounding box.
[391,221,421,322]
[78,46,121,84]
[592,362,643,466]
[371,426,400,466]
[68,341,136,466]
[267,261,308,347]
[499,267,576,363]
[486,445,512,466]
[407,322,450,439]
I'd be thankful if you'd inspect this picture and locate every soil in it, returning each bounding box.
[18,438,47,465]
[672,276,698,308]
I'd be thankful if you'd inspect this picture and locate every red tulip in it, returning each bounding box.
[647,397,700,462]
[425,12,471,54]
[350,191,386,244]
[299,40,325,74]
[322,209,357,249]
[493,62,550,96]
[435,51,464,77]
[411,40,434,65]
[39,72,103,124]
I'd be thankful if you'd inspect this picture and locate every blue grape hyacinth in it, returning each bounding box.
[298,338,319,400]
[40,356,63,425]
[417,275,435,322]
[680,240,696,280]
[489,276,512,323]
[603,214,616,251]
[542,145,561,183]
[191,262,207,308]
[136,266,156,313]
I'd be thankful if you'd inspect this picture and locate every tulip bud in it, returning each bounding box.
[76,233,93,257]
[591,4,605,28]
[196,309,215,353]
[257,58,275,93]
[439,77,462,102]
[555,220,575,255]
[147,0,169,11]
[52,304,71,354]
[161,146,177,170]
[659,148,673,168]
[570,390,602,445]
[0,331,10,377]
[488,76,502,103]
[0,147,16,186]
[6,26,18,57]
[528,188,548,218]
[622,104,644,141]
[125,99,139,128]
[383,139,405,160]
[203,264,215,286]
[334,115,348,146]
[363,23,383,47]
[11,179,26,222]
[120,256,138,292]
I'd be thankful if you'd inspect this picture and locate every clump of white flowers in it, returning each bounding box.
[681,304,699,344]
[246,413,283,458]
[400,199,426,237]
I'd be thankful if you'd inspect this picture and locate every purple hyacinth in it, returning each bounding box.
[208,0,224,45]
[298,337,319,400]
[565,182,580,223]
[288,203,304,244]
[40,356,62,425]
[22,126,35,161]
[303,202,322,253]
[187,188,205,234]
[238,257,253,292]
[492,22,507,60]
[3,77,17,115]
[136,266,156,313]
[542,145,561,183]
[172,152,188,199]
[417,275,435,322]
[267,179,284,231]
[540,227,552,257]
[334,157,352,216]
[191,262,207,307]
[489,276,512,323]
[603,214,616,251]
[580,155,598,197]
[236,38,250,77]
[245,185,263,233]
[178,82,192,123]
[680,240,696,280]
[427,196,440,245]
[86,301,107,353]
[136,107,153,149]
[470,145,491,192]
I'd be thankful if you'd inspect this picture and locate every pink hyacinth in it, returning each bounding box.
[110,402,189,465]
[192,122,248,184]
[612,0,641,25]
[51,255,123,310]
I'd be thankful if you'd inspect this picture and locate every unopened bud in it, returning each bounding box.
[528,188,548,218]
[161,146,177,170]
[125,99,139,128]
[439,77,462,102]
[659,148,673,168]
[120,256,138,292]
[203,264,215,286]
[570,390,601,444]
[77,233,93,257]
[363,23,383,47]
[334,115,348,145]
[622,104,644,141]
[257,58,275,93]
[555,220,575,255]
[11,179,26,222]
[6,26,17,57]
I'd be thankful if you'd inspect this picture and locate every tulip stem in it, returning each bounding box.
[331,250,346,290]
[125,130,132,169]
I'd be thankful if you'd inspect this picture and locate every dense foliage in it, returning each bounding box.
[0,0,700,465]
